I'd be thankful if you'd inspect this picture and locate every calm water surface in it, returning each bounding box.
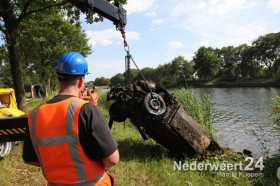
[194,87,280,158]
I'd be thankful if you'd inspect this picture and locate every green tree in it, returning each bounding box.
[129,69,139,83]
[169,56,183,84]
[234,44,248,78]
[177,56,193,81]
[86,81,94,88]
[94,77,110,86]
[238,45,260,78]
[20,8,91,95]
[193,46,221,80]
[0,0,127,112]
[168,56,193,85]
[272,57,280,77]
[136,67,154,81]
[183,60,194,80]
[0,46,12,88]
[252,32,280,76]
[110,73,125,86]
[153,63,172,86]
[219,46,237,79]
[0,1,69,111]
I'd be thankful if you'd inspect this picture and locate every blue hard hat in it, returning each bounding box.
[56,52,90,75]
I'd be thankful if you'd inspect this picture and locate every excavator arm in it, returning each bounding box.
[67,0,127,31]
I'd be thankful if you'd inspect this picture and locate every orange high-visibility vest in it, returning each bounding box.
[90,92,98,106]
[28,97,107,185]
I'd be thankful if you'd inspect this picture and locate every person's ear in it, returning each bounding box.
[78,76,84,88]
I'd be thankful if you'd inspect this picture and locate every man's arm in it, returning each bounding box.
[102,149,119,168]
[79,103,119,164]
[22,127,40,167]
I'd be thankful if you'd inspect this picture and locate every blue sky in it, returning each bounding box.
[80,0,280,82]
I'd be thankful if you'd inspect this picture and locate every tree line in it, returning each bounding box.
[0,0,126,112]
[91,31,280,87]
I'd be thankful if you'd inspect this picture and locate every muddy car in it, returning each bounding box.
[108,81,223,157]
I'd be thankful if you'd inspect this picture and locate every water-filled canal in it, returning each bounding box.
[194,87,280,158]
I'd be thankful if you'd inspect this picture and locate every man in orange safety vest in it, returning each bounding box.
[22,52,119,186]
[90,86,99,106]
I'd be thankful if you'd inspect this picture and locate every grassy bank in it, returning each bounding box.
[1,124,278,185]
[0,124,256,186]
[0,89,279,185]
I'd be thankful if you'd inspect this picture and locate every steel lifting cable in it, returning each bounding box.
[120,31,156,97]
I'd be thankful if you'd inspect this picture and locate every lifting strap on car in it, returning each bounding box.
[120,31,158,100]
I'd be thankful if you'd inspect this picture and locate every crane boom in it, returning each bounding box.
[67,0,127,31]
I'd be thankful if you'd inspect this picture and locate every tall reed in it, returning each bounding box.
[172,88,216,137]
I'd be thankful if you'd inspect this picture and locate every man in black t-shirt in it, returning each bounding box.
[22,52,119,185]
[22,95,118,163]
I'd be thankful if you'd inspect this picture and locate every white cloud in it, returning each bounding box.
[86,58,125,79]
[152,19,164,25]
[170,0,206,18]
[124,0,155,14]
[166,41,185,48]
[268,0,280,14]
[218,21,266,46]
[200,40,211,47]
[208,0,248,16]
[145,11,157,17]
[85,29,140,46]
[167,0,269,49]
[170,0,255,30]
[171,0,253,18]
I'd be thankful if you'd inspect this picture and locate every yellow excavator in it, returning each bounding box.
[0,88,26,158]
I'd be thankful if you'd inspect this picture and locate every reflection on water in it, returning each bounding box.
[194,87,280,158]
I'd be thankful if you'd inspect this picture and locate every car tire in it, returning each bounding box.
[0,142,15,159]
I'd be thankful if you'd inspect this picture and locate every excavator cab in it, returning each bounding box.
[0,88,27,158]
[0,88,26,118]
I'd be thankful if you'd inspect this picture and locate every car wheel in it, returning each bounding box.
[0,142,15,159]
